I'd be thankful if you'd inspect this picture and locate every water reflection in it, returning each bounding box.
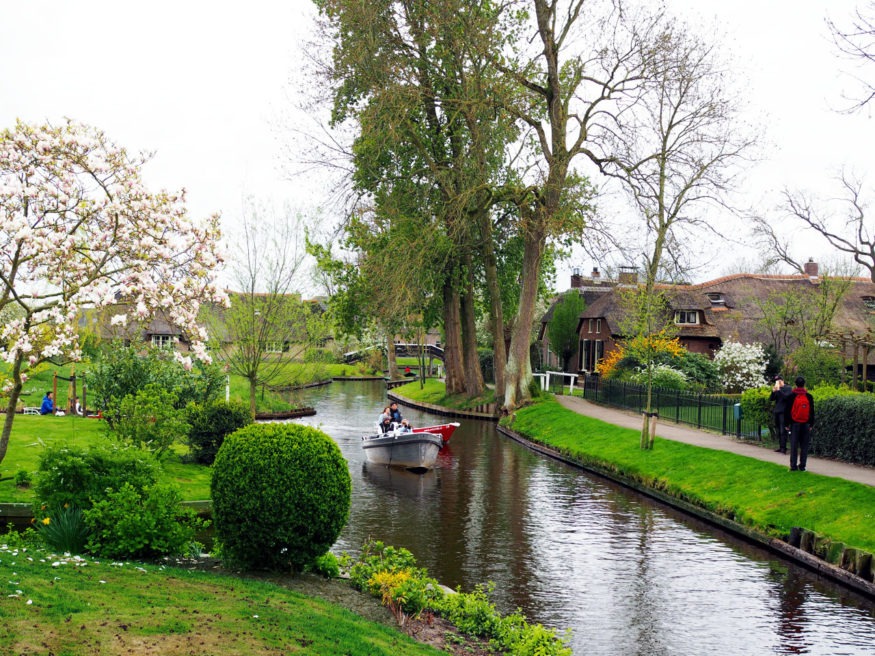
[290,380,875,655]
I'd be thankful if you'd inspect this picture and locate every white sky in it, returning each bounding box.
[1,0,873,289]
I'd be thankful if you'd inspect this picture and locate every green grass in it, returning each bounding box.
[0,541,442,655]
[505,395,875,554]
[392,379,495,410]
[0,415,211,504]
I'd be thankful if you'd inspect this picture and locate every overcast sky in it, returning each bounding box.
[1,0,872,289]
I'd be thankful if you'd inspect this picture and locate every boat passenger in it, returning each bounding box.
[399,419,413,433]
[389,402,403,424]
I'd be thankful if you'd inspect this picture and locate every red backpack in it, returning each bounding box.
[790,391,810,423]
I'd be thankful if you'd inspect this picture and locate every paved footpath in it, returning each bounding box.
[556,395,875,487]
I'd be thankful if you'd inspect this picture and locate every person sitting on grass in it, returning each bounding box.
[39,391,54,415]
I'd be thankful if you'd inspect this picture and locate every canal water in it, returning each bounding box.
[290,380,875,655]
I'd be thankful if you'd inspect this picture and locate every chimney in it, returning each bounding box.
[618,265,638,285]
[570,267,582,289]
[591,267,600,279]
[803,258,819,278]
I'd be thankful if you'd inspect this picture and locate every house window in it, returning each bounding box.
[588,319,594,333]
[151,334,175,349]
[596,319,602,333]
[263,341,286,353]
[675,310,699,325]
[863,296,875,310]
[581,339,605,372]
[706,293,725,307]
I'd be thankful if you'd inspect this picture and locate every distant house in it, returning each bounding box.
[537,267,617,371]
[540,261,875,378]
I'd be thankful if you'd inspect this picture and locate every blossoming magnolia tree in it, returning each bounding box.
[0,119,227,465]
[713,340,768,394]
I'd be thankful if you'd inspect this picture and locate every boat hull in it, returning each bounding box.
[412,422,459,445]
[361,431,443,470]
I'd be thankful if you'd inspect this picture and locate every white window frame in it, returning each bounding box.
[675,310,699,325]
[151,334,176,349]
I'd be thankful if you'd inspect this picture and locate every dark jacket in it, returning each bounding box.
[770,384,793,414]
[785,387,815,427]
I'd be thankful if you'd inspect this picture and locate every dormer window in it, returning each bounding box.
[706,293,726,307]
[863,296,875,310]
[675,310,699,325]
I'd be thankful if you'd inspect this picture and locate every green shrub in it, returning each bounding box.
[87,342,224,425]
[185,400,252,465]
[13,469,32,488]
[811,383,861,403]
[104,384,190,459]
[307,552,340,579]
[35,506,88,554]
[211,423,351,572]
[83,482,205,559]
[629,365,688,391]
[786,339,844,386]
[35,443,160,511]
[740,387,773,435]
[810,394,875,466]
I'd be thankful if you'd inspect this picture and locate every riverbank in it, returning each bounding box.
[390,388,875,599]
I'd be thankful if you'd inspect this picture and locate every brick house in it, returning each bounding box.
[541,261,875,377]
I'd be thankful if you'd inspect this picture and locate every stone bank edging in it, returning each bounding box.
[496,424,875,601]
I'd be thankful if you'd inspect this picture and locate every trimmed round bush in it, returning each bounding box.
[211,423,351,572]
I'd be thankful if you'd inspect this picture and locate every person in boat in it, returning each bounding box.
[378,406,392,433]
[399,419,413,433]
[389,402,403,424]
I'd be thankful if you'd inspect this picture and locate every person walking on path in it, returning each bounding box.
[770,375,793,454]
[786,376,815,472]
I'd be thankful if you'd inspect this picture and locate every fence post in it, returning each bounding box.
[722,397,728,435]
[676,390,681,424]
[697,394,703,429]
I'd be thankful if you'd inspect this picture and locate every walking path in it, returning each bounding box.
[556,395,875,487]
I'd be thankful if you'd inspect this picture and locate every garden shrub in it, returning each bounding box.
[13,469,32,488]
[83,481,204,559]
[740,387,773,435]
[629,364,688,390]
[36,442,160,511]
[104,384,190,459]
[809,394,875,466]
[185,400,252,465]
[713,341,767,393]
[785,339,844,386]
[87,342,224,425]
[211,422,351,572]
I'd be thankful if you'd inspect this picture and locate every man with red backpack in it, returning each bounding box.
[785,376,815,472]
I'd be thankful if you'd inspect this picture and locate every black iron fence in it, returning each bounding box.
[572,376,767,440]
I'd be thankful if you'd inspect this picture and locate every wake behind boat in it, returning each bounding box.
[361,426,444,471]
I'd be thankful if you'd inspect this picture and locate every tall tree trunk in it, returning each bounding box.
[460,273,484,397]
[0,353,25,465]
[504,218,546,410]
[443,281,466,395]
[480,212,506,400]
[386,331,398,379]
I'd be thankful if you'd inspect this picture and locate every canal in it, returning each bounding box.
[290,380,875,655]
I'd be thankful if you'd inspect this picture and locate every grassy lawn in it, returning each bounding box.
[391,379,495,410]
[0,416,211,504]
[504,395,875,554]
[0,541,441,656]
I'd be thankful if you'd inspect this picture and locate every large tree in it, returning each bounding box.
[596,22,753,447]
[315,0,519,397]
[496,1,662,410]
[546,291,585,371]
[0,119,225,464]
[828,1,875,111]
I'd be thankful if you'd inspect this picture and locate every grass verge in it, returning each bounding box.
[391,379,495,411]
[0,540,443,656]
[504,395,875,554]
